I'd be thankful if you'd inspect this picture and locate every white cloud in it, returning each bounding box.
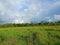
[0,0,60,23]
[25,1,41,18]
[54,15,60,20]
[12,19,25,24]
[48,19,52,22]
[0,2,4,10]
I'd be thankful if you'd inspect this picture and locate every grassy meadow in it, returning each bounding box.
[0,26,60,45]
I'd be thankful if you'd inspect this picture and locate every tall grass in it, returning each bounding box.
[0,26,60,45]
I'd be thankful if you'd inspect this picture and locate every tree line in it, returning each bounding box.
[0,21,60,27]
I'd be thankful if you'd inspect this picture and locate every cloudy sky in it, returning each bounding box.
[0,0,60,24]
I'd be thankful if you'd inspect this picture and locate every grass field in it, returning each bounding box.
[0,26,60,45]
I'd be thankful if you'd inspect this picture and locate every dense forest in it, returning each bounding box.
[0,21,60,27]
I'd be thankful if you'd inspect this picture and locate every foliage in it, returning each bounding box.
[0,26,60,45]
[0,21,60,27]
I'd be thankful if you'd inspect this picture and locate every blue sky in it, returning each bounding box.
[0,0,60,24]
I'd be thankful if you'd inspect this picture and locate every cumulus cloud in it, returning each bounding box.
[40,0,60,22]
[0,0,60,24]
[54,15,60,20]
[0,0,42,23]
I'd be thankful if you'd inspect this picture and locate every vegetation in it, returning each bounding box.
[0,26,60,45]
[0,21,60,45]
[0,21,60,27]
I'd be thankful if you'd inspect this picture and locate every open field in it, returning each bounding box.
[0,26,60,45]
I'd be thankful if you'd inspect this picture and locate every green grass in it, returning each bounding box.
[0,26,60,45]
